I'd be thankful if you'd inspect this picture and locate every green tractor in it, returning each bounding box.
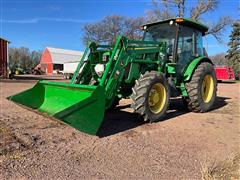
[8,18,217,135]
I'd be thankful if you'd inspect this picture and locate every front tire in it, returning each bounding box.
[131,71,170,122]
[185,62,217,112]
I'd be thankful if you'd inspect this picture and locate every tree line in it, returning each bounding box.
[210,21,239,77]
[8,47,42,72]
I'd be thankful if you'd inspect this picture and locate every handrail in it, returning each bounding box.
[71,43,92,84]
[99,36,123,86]
[128,40,160,45]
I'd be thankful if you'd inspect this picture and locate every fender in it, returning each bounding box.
[183,56,213,82]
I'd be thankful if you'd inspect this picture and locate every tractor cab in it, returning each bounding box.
[141,18,208,76]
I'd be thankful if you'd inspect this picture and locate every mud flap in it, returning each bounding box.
[8,80,105,135]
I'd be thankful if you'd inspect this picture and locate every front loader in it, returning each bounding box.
[8,18,217,135]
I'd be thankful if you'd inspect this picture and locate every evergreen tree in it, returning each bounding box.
[226,20,240,79]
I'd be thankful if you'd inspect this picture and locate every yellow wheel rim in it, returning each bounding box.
[201,74,214,103]
[148,83,166,114]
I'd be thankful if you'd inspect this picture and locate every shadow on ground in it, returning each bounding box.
[97,96,229,137]
[217,80,238,84]
[211,96,230,111]
[97,98,187,137]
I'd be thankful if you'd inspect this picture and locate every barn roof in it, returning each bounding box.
[46,47,83,64]
[0,37,10,43]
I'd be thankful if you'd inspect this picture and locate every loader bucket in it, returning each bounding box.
[8,80,105,135]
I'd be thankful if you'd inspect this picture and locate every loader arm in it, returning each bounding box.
[8,35,166,135]
[71,36,166,108]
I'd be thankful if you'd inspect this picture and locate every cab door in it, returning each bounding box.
[176,26,203,78]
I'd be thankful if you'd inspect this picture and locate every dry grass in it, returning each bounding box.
[201,154,240,180]
[0,126,26,163]
[0,125,28,157]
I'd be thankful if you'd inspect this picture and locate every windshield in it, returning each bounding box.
[144,22,177,56]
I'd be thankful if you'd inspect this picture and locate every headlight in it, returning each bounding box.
[94,64,105,77]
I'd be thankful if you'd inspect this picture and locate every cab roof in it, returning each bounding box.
[142,18,208,34]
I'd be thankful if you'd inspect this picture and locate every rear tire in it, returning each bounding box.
[185,62,217,112]
[131,71,170,122]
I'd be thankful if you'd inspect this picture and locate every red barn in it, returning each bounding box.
[0,37,10,78]
[39,47,83,74]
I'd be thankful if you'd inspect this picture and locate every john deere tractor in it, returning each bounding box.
[8,18,217,135]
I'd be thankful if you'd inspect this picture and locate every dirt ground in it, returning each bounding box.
[0,80,239,179]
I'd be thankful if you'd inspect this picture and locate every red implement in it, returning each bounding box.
[214,66,235,81]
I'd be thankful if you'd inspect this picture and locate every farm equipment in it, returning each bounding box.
[8,18,217,135]
[63,61,79,79]
[214,66,235,81]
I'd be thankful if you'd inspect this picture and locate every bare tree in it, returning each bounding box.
[83,0,232,45]
[146,0,175,21]
[8,47,42,71]
[146,0,185,21]
[18,47,31,70]
[205,16,233,43]
[176,0,185,18]
[147,0,233,43]
[190,0,218,20]
[123,17,144,40]
[31,50,42,66]
[8,48,20,69]
[210,52,227,66]
[83,15,144,45]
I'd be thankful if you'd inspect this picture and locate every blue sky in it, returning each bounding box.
[0,0,239,55]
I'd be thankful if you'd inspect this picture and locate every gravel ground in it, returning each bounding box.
[0,80,239,179]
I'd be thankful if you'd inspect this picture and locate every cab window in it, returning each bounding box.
[177,26,203,64]
[196,31,203,56]
[176,26,204,74]
[144,22,177,57]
